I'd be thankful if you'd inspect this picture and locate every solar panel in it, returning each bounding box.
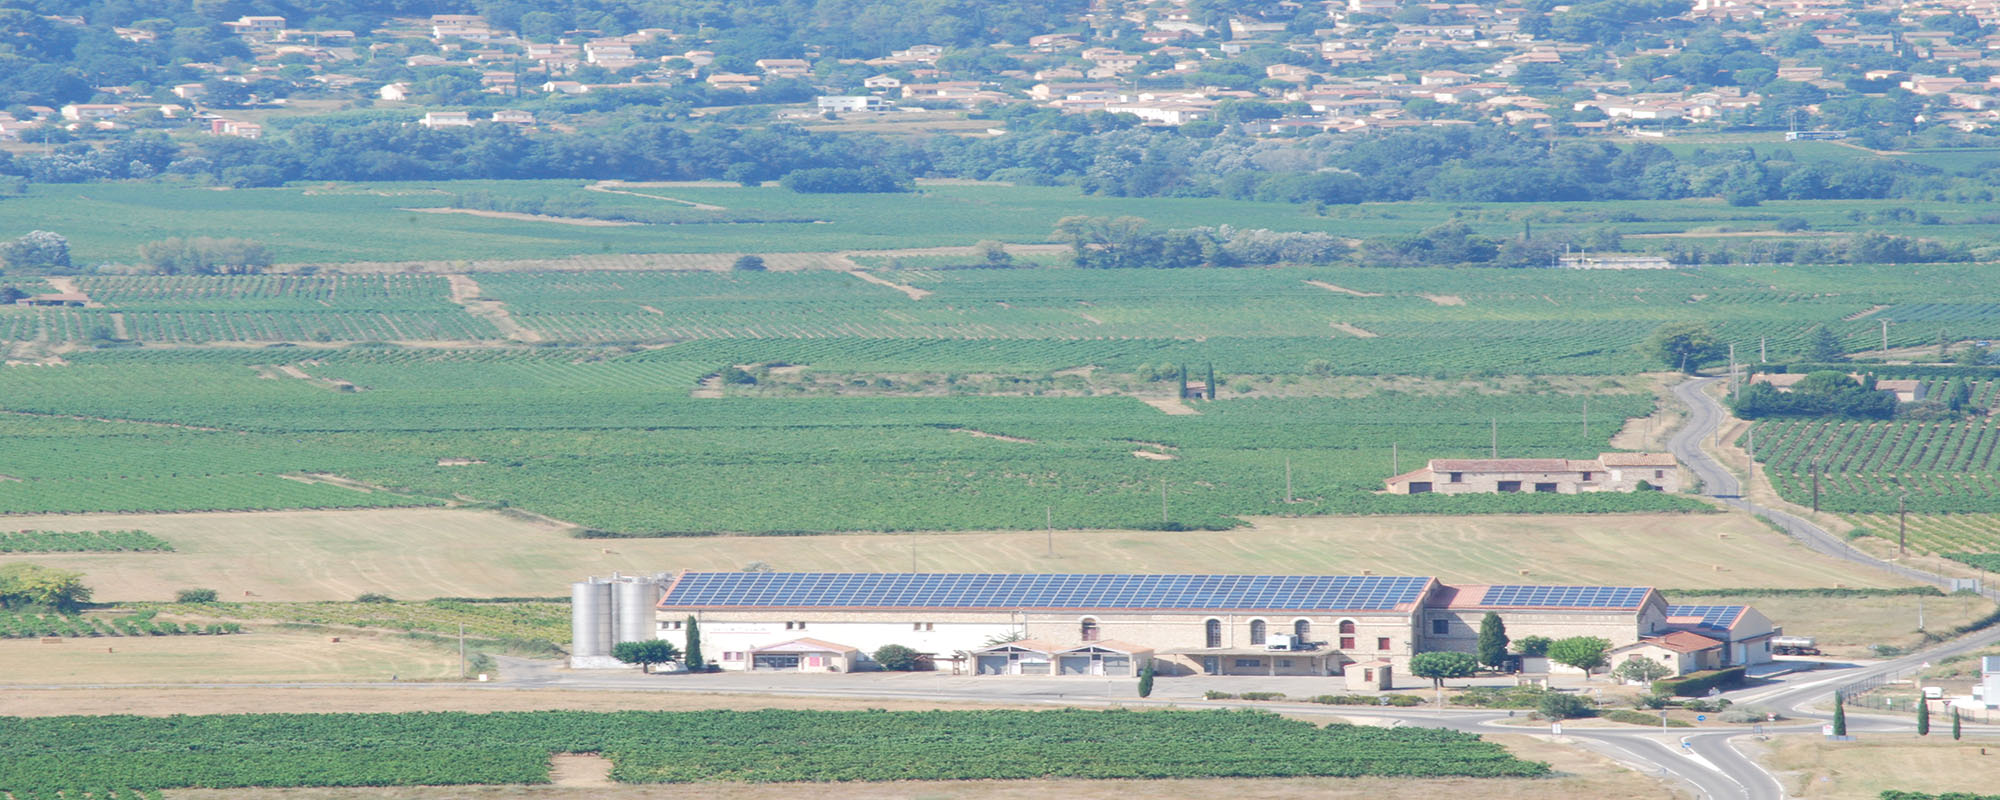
[660,572,1431,611]
[1667,605,1743,629]
[1479,585,1650,609]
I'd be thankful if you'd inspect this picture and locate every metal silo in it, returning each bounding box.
[613,577,660,644]
[570,578,614,657]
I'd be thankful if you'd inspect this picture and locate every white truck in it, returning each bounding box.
[1772,635,1820,656]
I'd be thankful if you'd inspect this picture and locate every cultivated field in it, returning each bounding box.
[1674,593,1992,658]
[2,507,1912,603]
[1755,736,2000,799]
[0,629,458,684]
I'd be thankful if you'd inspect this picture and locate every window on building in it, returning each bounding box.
[1448,471,1462,483]
[1377,637,1391,650]
[1081,618,1100,641]
[1339,636,1356,649]
[1205,619,1222,648]
[1581,471,1593,482]
[1338,620,1356,634]
[1278,659,1293,668]
[1534,482,1558,493]
[784,621,806,630]
[1249,619,1267,645]
[723,651,743,661]
[1431,619,1448,635]
[1234,659,1261,668]
[1294,619,1311,641]
[1655,470,1665,479]
[1498,480,1522,492]
[913,622,934,631]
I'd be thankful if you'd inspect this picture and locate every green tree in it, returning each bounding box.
[1833,691,1847,736]
[975,240,1012,266]
[1546,636,1612,680]
[1476,612,1509,669]
[1409,651,1479,688]
[1537,692,1592,720]
[683,616,704,672]
[872,643,925,671]
[1609,658,1672,684]
[0,230,69,271]
[1515,635,1553,657]
[1917,696,1930,736]
[174,588,219,603]
[1952,706,1962,740]
[0,563,91,611]
[612,639,680,673]
[1137,660,1154,697]
[1647,322,1725,373]
[732,254,767,271]
[1807,324,1846,362]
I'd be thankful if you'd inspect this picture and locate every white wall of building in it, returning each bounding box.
[662,619,1020,671]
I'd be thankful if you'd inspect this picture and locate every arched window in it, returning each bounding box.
[1204,618,1222,648]
[1338,619,1356,634]
[1080,618,1100,642]
[1293,619,1312,642]
[1248,619,1267,645]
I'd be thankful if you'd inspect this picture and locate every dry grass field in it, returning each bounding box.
[156,733,1678,800]
[0,507,1913,603]
[0,629,458,685]
[1710,594,1996,658]
[1755,735,2000,799]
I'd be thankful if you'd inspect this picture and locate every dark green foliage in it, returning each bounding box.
[871,644,924,671]
[1833,692,1846,736]
[780,168,913,194]
[1137,661,1154,698]
[1918,697,1931,736]
[1476,612,1509,669]
[0,709,1550,789]
[355,593,395,604]
[0,563,90,612]
[731,255,767,272]
[1647,323,1724,374]
[1546,636,1611,676]
[1410,651,1479,688]
[1808,325,1847,362]
[1652,666,1747,697]
[1953,707,1962,740]
[1515,636,1553,657]
[683,617,704,672]
[1599,709,1691,727]
[1536,693,1593,720]
[612,639,680,673]
[173,588,218,604]
[1732,371,1897,420]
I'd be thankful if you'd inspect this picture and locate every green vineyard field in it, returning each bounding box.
[0,709,1546,793]
[0,531,171,553]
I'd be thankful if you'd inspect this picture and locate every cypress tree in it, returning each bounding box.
[683,616,705,672]
[1178,364,1188,400]
[1137,660,1154,698]
[1953,707,1963,740]
[1833,692,1847,736]
[1918,696,1930,736]
[1476,612,1509,669]
[1205,363,1216,400]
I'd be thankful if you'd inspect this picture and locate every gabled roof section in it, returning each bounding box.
[1431,584,1654,611]
[1666,605,1748,631]
[1639,630,1724,653]
[658,572,1436,613]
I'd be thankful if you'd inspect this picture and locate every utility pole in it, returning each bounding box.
[1161,478,1169,523]
[458,622,466,679]
[1882,319,1890,353]
[1729,343,1739,400]
[1918,597,1926,632]
[1899,494,1908,557]
[1760,336,1767,363]
[1811,459,1820,514]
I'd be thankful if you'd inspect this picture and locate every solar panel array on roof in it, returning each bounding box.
[661,573,1431,611]
[1479,585,1650,609]
[1667,605,1744,629]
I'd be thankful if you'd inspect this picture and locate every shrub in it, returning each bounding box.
[1653,667,1746,697]
[1514,635,1552,656]
[871,644,925,671]
[1238,691,1286,701]
[1537,693,1593,720]
[174,588,219,603]
[1600,709,1691,727]
[355,593,395,603]
[1203,690,1236,700]
[1720,705,1773,723]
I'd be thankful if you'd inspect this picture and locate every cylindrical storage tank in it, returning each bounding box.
[613,578,659,644]
[571,579,614,657]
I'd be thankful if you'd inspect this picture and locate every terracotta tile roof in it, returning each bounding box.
[1597,452,1677,467]
[1641,631,1724,653]
[752,637,859,653]
[1429,458,1572,472]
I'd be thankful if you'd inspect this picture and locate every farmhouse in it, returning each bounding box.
[1749,372,1926,403]
[1383,452,1681,495]
[568,571,1777,678]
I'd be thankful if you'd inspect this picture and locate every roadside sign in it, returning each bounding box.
[1822,724,1834,736]
[1696,714,1707,722]
[1551,723,1562,735]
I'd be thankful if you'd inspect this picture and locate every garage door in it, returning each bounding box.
[976,655,1009,675]
[1059,656,1092,675]
[1102,656,1131,676]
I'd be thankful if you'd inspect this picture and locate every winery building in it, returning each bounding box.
[570,571,1777,677]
